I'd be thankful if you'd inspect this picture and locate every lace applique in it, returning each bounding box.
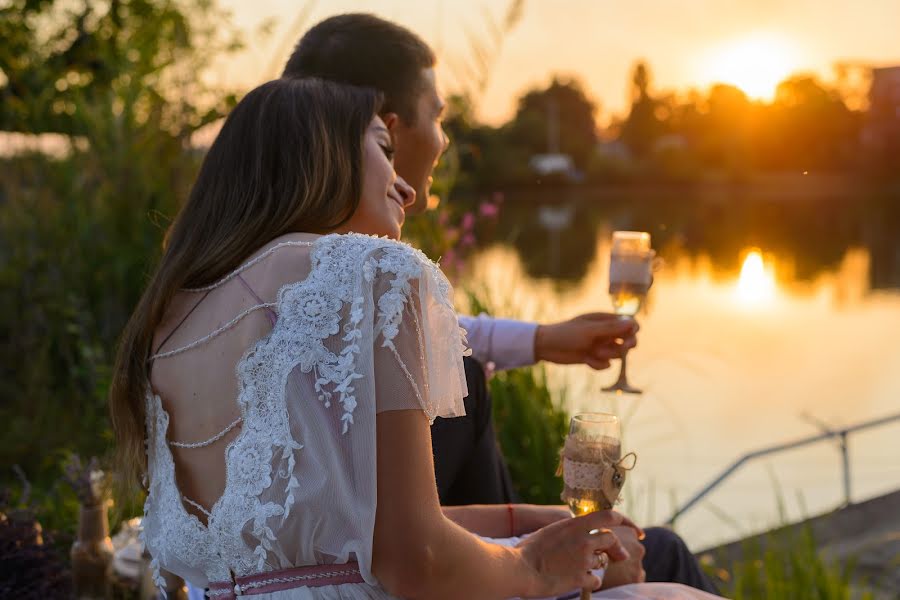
[142,394,231,584]
[137,502,167,598]
[375,246,423,349]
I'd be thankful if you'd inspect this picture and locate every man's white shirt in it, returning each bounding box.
[458,314,538,371]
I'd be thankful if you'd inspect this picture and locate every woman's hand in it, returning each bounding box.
[514,510,635,598]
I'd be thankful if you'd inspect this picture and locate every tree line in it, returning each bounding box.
[443,61,882,189]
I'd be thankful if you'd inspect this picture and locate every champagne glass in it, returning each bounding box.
[603,231,654,394]
[560,413,626,600]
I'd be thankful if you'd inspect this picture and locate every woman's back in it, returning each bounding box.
[149,233,316,517]
[142,232,468,595]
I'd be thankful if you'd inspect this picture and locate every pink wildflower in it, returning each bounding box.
[478,202,499,218]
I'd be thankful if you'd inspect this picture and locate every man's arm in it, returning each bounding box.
[459,313,639,372]
[442,504,571,537]
[458,314,537,371]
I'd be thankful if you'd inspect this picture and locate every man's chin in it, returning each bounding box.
[404,185,430,215]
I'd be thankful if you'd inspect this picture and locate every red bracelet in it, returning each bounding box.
[506,503,515,537]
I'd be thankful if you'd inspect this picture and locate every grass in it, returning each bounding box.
[702,525,877,600]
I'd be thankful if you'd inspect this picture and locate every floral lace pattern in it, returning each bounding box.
[142,233,467,591]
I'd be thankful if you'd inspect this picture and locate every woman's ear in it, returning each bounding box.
[382,112,400,133]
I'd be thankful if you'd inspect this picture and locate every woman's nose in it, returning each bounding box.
[394,177,416,209]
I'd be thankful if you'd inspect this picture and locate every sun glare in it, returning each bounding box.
[735,249,777,306]
[704,33,800,101]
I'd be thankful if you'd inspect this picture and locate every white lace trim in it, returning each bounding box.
[563,457,610,491]
[143,233,466,583]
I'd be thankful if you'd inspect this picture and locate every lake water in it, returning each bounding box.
[459,188,900,550]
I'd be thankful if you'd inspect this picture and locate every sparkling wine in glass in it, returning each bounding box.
[604,231,654,394]
[560,413,628,600]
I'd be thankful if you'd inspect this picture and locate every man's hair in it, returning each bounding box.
[283,13,436,124]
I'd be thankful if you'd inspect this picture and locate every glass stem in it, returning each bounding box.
[615,348,630,386]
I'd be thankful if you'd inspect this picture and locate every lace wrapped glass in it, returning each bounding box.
[559,414,637,514]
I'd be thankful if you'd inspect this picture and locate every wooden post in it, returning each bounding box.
[70,501,115,599]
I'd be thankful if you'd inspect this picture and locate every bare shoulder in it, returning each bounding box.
[239,232,322,298]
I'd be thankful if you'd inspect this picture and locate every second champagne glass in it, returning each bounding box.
[560,413,629,600]
[603,231,654,394]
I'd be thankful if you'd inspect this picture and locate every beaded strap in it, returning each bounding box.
[183,241,314,293]
[169,417,243,449]
[149,303,276,360]
[182,496,212,519]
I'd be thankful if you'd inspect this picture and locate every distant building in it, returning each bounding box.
[528,153,584,183]
[529,153,575,176]
[862,66,900,172]
[653,134,689,154]
[595,139,631,161]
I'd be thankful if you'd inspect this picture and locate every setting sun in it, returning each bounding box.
[703,33,801,101]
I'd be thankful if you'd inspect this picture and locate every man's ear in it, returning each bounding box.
[382,112,400,134]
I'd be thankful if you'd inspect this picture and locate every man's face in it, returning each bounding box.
[387,68,448,215]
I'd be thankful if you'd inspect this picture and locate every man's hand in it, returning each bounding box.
[599,525,646,589]
[513,506,645,539]
[534,313,638,370]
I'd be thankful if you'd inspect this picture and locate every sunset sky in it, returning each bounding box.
[219,0,900,125]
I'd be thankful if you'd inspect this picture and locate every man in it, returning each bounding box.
[282,13,718,594]
[284,13,639,510]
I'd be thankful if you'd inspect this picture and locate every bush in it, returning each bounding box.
[489,366,570,504]
[0,0,241,535]
[462,289,570,505]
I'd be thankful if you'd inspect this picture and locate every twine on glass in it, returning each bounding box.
[558,442,637,510]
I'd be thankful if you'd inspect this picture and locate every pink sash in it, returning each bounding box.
[207,562,364,598]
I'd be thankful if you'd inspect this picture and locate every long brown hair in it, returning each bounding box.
[110,78,382,490]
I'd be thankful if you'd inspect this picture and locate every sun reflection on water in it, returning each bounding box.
[734,249,777,306]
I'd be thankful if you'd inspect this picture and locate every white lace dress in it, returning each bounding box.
[142,233,721,600]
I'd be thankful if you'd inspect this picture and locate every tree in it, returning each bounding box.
[618,61,667,158]
[693,84,755,175]
[0,0,240,139]
[755,75,861,170]
[507,76,599,170]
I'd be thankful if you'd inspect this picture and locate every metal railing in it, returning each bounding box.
[665,410,900,525]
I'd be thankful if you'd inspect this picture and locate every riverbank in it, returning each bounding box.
[700,489,900,599]
[468,173,899,203]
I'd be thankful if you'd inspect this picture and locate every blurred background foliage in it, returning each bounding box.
[1,0,243,517]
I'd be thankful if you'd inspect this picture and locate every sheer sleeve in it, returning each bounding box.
[369,245,470,421]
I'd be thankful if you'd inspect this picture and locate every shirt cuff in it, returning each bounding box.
[459,314,538,371]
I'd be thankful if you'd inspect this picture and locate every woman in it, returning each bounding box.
[110,78,722,599]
